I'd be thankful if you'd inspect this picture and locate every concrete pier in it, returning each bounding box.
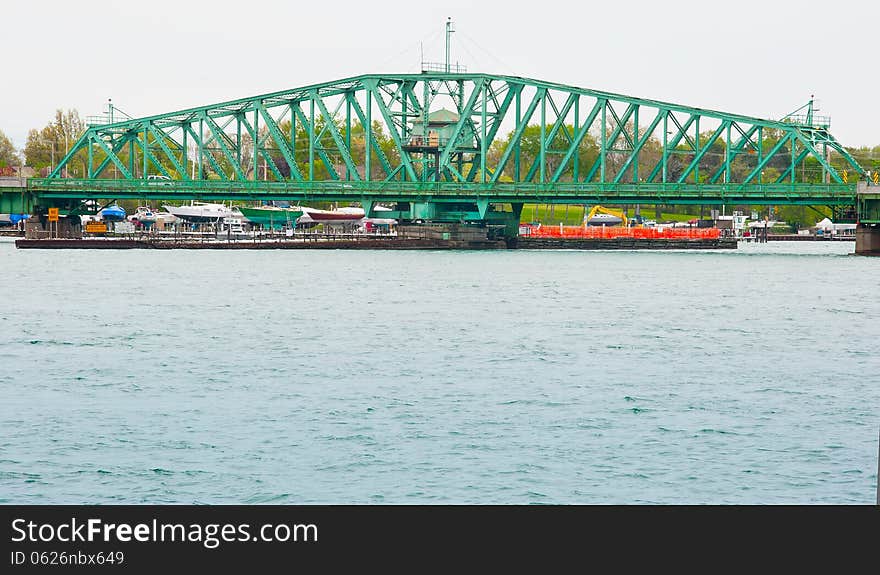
[855,224,880,256]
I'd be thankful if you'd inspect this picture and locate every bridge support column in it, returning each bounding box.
[504,203,524,242]
[855,224,880,256]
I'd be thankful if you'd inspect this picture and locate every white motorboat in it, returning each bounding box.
[128,206,159,228]
[163,202,242,223]
[586,213,624,226]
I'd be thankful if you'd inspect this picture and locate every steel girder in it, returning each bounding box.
[41,73,866,204]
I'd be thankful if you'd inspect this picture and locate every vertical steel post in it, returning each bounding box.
[253,109,259,180]
[633,105,639,183]
[757,126,763,184]
[694,116,700,184]
[87,136,93,179]
[573,97,579,182]
[401,84,407,183]
[540,91,546,183]
[662,111,668,183]
[600,101,606,183]
[422,79,429,181]
[128,140,134,178]
[309,96,315,181]
[198,119,204,179]
[514,88,521,182]
[290,102,297,171]
[365,91,372,182]
[236,117,242,175]
[457,80,463,176]
[481,82,487,183]
[142,123,148,178]
[345,95,351,181]
[182,124,188,179]
[725,123,732,184]
[823,142,828,184]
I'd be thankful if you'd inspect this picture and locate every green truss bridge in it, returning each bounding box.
[4,72,880,236]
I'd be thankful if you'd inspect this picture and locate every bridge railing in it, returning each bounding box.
[25,178,858,204]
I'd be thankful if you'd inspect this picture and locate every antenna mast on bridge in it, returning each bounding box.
[446,17,454,73]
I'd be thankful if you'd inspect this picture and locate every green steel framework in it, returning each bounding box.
[15,73,871,221]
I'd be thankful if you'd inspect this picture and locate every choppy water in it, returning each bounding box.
[1,239,878,504]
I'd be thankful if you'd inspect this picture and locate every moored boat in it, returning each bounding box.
[99,204,126,222]
[239,205,304,229]
[586,213,624,226]
[128,206,158,228]
[163,202,241,223]
[297,206,365,225]
[0,213,29,227]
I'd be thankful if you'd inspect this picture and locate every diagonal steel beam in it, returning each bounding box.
[147,125,188,179]
[791,132,843,184]
[676,121,728,184]
[49,131,92,179]
[314,94,361,181]
[743,133,793,184]
[131,131,174,179]
[257,102,304,180]
[465,82,518,182]
[345,92,393,179]
[551,98,603,182]
[92,133,134,179]
[822,132,867,178]
[644,113,696,182]
[613,110,664,183]
[606,102,636,150]
[200,112,246,180]
[708,124,759,183]
[490,86,544,183]
[584,103,636,182]
[775,146,811,183]
[91,131,133,178]
[183,124,227,180]
[524,92,577,182]
[363,79,417,181]
[292,103,340,180]
[238,112,284,181]
[438,77,485,173]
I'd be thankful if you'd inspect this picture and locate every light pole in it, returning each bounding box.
[39,139,56,176]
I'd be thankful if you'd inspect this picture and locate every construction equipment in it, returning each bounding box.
[584,205,628,227]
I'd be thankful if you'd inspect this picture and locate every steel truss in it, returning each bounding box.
[31,73,866,210]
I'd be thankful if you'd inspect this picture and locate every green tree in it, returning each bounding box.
[0,129,18,168]
[24,109,87,176]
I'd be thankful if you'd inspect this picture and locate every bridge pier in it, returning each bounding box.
[855,224,880,256]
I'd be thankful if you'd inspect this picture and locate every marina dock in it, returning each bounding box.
[14,234,737,250]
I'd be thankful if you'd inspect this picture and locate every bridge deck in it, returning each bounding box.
[22,179,859,207]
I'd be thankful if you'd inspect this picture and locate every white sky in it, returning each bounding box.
[3,0,879,149]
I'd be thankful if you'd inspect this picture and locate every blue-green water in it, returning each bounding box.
[1,239,878,504]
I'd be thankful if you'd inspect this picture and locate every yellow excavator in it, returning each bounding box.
[584,205,628,227]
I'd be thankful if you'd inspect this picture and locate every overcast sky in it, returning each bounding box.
[4,0,878,150]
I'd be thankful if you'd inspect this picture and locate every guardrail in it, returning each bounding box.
[25,178,858,203]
